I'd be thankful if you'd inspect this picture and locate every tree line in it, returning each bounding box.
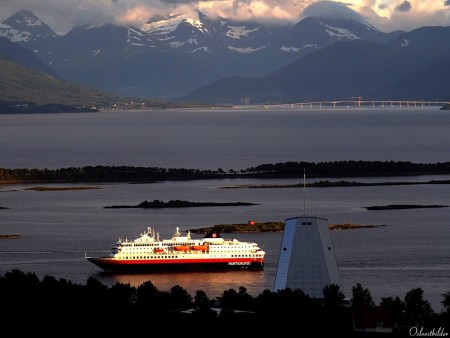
[1,269,448,335]
[1,160,450,184]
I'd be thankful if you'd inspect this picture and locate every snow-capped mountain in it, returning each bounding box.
[142,10,288,56]
[41,24,160,65]
[242,14,401,75]
[0,9,58,43]
[139,8,399,77]
[34,24,221,98]
[140,9,292,78]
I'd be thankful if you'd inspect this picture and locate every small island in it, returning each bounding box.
[25,186,101,191]
[328,223,387,230]
[104,199,257,209]
[190,222,285,233]
[222,179,450,189]
[0,234,22,239]
[365,204,448,210]
[189,221,387,233]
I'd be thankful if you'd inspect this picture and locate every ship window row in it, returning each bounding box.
[210,249,257,253]
[121,243,160,247]
[119,249,260,255]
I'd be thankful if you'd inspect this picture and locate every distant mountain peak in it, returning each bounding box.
[141,9,211,36]
[10,9,42,26]
[0,9,57,42]
[303,1,366,24]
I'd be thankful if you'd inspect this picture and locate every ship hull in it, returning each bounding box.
[87,257,264,272]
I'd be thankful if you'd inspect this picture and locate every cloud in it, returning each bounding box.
[158,0,198,4]
[0,0,449,34]
[396,1,412,12]
[302,1,366,22]
[370,0,450,32]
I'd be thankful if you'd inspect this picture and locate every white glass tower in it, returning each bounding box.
[273,216,342,298]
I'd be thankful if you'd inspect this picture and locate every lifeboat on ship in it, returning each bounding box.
[153,248,165,253]
[174,245,190,251]
[191,245,208,251]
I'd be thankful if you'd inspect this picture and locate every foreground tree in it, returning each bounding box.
[323,283,346,309]
[351,282,375,309]
[442,292,450,313]
[380,296,405,323]
[404,288,435,325]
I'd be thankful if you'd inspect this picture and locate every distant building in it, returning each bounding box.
[273,216,342,298]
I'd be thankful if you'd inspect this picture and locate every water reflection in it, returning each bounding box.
[101,270,270,298]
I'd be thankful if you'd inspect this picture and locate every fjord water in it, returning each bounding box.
[1,107,450,169]
[1,107,450,311]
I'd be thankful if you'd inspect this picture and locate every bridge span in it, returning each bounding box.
[261,100,449,109]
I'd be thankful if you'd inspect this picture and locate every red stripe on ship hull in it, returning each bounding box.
[102,258,263,265]
[87,257,264,272]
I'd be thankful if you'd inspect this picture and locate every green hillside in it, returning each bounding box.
[0,58,123,107]
[0,58,205,112]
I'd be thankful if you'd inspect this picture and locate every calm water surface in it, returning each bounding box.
[1,107,450,169]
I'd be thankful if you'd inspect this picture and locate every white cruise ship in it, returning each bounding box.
[86,227,265,272]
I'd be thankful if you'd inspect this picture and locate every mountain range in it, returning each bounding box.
[1,6,450,105]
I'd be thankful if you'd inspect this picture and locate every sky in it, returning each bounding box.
[0,0,449,34]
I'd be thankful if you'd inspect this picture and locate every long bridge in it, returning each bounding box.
[239,99,450,109]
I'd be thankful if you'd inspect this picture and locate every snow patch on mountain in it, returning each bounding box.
[192,46,212,53]
[84,24,103,31]
[0,23,32,42]
[169,36,200,48]
[143,20,179,36]
[169,41,185,48]
[142,13,188,36]
[228,45,266,53]
[280,44,318,53]
[225,26,260,39]
[187,37,198,45]
[185,19,209,34]
[325,25,361,39]
[128,27,144,37]
[126,26,156,48]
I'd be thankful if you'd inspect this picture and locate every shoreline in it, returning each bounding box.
[1,161,450,185]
